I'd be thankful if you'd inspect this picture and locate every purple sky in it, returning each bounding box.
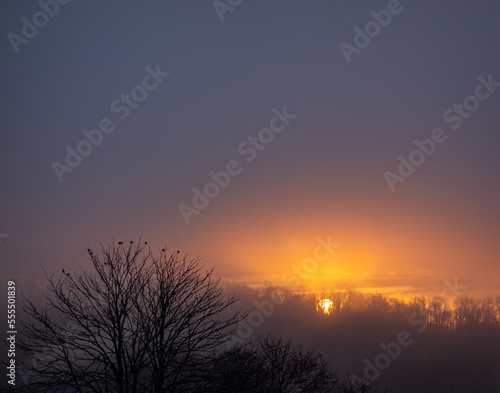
[1,0,499,297]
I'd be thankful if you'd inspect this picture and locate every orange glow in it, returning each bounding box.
[318,298,333,315]
[172,196,500,299]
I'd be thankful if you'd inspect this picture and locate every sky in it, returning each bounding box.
[1,0,499,299]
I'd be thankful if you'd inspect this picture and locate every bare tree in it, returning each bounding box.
[16,241,243,393]
[204,346,265,392]
[140,246,243,392]
[258,335,338,393]
[206,335,338,393]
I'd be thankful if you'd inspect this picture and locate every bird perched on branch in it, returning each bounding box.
[118,241,123,245]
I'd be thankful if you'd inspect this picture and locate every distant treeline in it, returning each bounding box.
[229,283,500,327]
[311,290,500,328]
[227,284,500,393]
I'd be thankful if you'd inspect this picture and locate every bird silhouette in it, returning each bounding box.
[177,250,180,253]
[118,241,123,245]
[130,241,134,244]
[62,269,65,273]
[161,249,165,252]
[144,241,148,245]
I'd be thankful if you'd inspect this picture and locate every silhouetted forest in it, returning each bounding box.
[226,284,500,392]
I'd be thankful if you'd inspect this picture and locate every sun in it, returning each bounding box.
[318,298,333,315]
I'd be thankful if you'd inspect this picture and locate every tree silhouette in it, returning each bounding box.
[205,345,265,392]
[16,240,243,393]
[206,335,338,392]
